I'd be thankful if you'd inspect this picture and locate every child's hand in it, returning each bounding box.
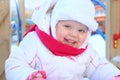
[32,77,46,80]
[112,75,120,80]
[26,70,46,80]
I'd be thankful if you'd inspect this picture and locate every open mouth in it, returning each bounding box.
[64,38,77,47]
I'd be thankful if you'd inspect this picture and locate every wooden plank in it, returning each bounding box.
[0,0,10,80]
[106,0,120,68]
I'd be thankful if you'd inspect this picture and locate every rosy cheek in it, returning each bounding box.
[56,34,63,42]
[78,36,86,46]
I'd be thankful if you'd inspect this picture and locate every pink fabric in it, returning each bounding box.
[112,75,120,80]
[26,70,46,80]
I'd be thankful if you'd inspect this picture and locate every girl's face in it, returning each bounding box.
[56,20,88,48]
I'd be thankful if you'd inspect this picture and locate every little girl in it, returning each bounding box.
[5,0,120,80]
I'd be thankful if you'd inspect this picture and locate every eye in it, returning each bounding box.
[78,29,86,33]
[64,25,70,28]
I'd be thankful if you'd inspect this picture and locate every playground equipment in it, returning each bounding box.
[92,0,120,68]
[92,0,106,40]
[106,0,120,68]
[0,0,10,80]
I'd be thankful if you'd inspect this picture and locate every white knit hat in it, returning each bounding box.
[32,0,98,48]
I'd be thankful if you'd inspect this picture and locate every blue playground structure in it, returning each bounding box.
[92,0,106,40]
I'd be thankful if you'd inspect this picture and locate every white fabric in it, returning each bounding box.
[89,34,106,57]
[5,32,120,80]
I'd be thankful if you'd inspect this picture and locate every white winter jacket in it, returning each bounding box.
[5,31,120,80]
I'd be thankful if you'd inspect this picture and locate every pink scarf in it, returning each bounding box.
[24,25,87,56]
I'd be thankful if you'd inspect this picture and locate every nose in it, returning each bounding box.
[69,29,78,38]
[67,30,79,42]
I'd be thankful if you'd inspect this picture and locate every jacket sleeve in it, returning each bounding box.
[84,51,120,80]
[5,32,39,80]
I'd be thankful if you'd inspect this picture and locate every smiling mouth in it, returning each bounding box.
[64,38,77,47]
